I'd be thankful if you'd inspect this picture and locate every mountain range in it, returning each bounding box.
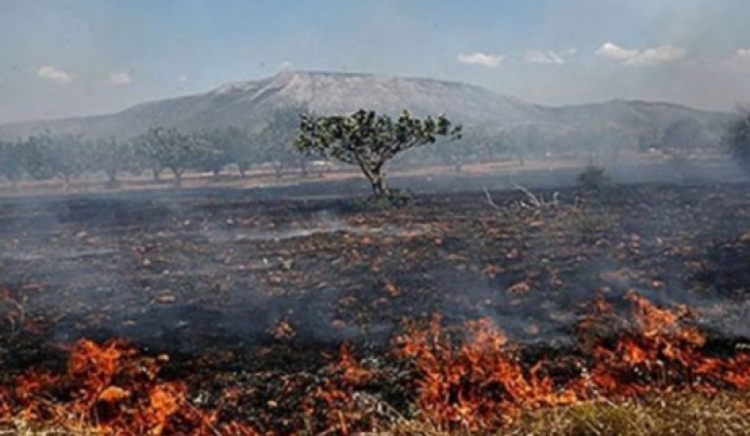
[0,70,732,142]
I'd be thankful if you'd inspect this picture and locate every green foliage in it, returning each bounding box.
[87,138,136,187]
[220,127,254,177]
[726,112,750,170]
[296,109,462,200]
[192,128,236,177]
[577,165,608,190]
[20,132,88,188]
[0,140,25,186]
[257,107,311,178]
[663,118,704,151]
[135,127,211,186]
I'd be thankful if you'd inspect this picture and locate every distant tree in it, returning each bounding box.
[436,140,465,172]
[662,118,706,156]
[22,132,87,190]
[296,109,462,200]
[136,127,208,187]
[50,134,89,190]
[479,133,507,162]
[435,130,500,172]
[257,108,310,179]
[726,112,750,170]
[21,134,55,182]
[88,138,136,188]
[0,140,25,189]
[637,128,662,153]
[221,127,255,177]
[193,129,235,179]
[503,125,544,166]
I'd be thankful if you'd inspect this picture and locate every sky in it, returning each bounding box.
[2,0,750,123]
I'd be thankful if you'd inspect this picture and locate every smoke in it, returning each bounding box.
[2,0,750,359]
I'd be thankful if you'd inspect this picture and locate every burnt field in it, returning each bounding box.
[2,180,750,434]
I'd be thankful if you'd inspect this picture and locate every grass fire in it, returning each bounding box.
[4,3,750,434]
[3,179,750,435]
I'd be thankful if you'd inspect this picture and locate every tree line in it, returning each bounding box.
[0,108,314,190]
[1,104,738,202]
[0,108,463,202]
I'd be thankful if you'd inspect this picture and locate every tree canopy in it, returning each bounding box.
[295,109,462,200]
[726,112,750,169]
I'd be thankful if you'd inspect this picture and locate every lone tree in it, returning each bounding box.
[295,109,462,200]
[726,112,750,169]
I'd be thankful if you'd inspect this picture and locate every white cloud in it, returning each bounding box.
[457,52,505,68]
[628,45,686,66]
[721,48,750,70]
[107,72,132,86]
[37,66,73,84]
[522,49,576,66]
[178,74,188,83]
[595,42,685,66]
[733,48,750,62]
[595,43,639,61]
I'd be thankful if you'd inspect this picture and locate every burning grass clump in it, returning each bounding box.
[388,291,750,433]
[0,339,262,436]
[2,293,750,435]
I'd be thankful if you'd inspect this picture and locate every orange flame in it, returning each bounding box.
[2,294,749,435]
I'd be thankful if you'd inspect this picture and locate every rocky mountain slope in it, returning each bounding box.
[0,70,730,141]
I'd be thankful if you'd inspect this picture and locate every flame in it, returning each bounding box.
[395,315,580,431]
[1,293,749,435]
[393,294,750,432]
[0,339,261,435]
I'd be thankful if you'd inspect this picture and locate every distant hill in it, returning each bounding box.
[540,99,729,135]
[0,70,731,145]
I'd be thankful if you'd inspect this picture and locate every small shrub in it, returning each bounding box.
[577,166,608,190]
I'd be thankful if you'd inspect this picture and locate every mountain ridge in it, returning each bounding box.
[0,70,730,141]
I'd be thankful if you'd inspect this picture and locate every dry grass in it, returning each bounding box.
[0,420,95,436]
[4,393,750,435]
[361,393,750,436]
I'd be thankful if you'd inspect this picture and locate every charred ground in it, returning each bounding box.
[2,179,750,433]
[2,180,750,356]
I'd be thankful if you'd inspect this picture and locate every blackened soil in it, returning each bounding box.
[2,181,750,372]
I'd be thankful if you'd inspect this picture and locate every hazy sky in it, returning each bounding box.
[2,0,750,123]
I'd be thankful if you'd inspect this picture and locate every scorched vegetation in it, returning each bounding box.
[2,180,750,434]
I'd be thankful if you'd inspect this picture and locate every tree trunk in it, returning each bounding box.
[367,169,390,199]
[105,171,119,189]
[63,174,71,192]
[172,168,183,188]
[273,162,283,180]
[152,168,162,182]
[213,168,221,180]
[356,157,390,200]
